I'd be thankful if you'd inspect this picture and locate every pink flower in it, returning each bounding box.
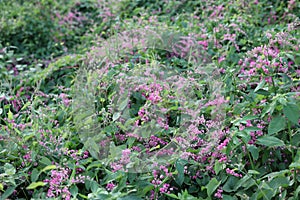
[226,168,243,177]
[106,182,116,191]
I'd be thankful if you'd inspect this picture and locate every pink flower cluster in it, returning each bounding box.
[106,182,116,191]
[136,83,163,104]
[214,188,223,199]
[63,149,89,164]
[59,93,71,106]
[157,117,169,130]
[110,149,131,172]
[151,166,173,194]
[226,168,243,178]
[138,108,149,122]
[44,167,71,199]
[145,135,168,149]
[44,166,89,199]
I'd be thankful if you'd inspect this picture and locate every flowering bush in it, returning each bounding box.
[0,0,300,199]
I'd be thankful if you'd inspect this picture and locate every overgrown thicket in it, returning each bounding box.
[0,0,299,199]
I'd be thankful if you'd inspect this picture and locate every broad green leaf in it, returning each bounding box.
[126,137,136,148]
[41,165,56,172]
[40,156,52,165]
[262,170,290,180]
[141,185,154,196]
[248,145,259,160]
[118,97,129,111]
[269,177,289,188]
[237,131,251,143]
[268,115,286,135]
[31,168,40,182]
[214,160,225,175]
[78,193,88,199]
[254,79,266,92]
[289,162,300,169]
[261,101,276,117]
[164,193,179,199]
[248,170,260,175]
[234,174,254,190]
[113,112,121,121]
[256,136,284,147]
[4,163,16,175]
[1,186,16,200]
[223,194,236,200]
[26,181,47,189]
[283,103,300,124]
[7,109,13,120]
[87,161,102,171]
[84,138,100,159]
[206,178,220,196]
[175,159,185,186]
[70,185,78,197]
[118,195,144,200]
[255,89,270,96]
[244,127,261,132]
[223,176,239,192]
[295,185,300,198]
[20,101,31,111]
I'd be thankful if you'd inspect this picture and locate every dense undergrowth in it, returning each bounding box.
[0,0,300,199]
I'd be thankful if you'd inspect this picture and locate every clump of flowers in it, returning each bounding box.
[43,166,89,199]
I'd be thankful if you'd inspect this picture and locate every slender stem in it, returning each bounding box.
[241,139,255,170]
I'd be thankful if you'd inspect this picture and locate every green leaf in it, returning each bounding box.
[269,176,289,188]
[295,185,300,198]
[118,195,144,200]
[175,159,185,186]
[256,136,284,147]
[248,145,259,160]
[164,193,179,199]
[206,178,220,196]
[248,170,260,175]
[84,138,100,159]
[87,161,102,171]
[7,109,13,120]
[223,194,236,200]
[31,168,40,182]
[261,101,276,117]
[40,156,52,165]
[268,115,286,135]
[26,181,47,189]
[118,97,129,111]
[70,185,78,197]
[254,79,266,92]
[78,193,88,199]
[234,174,255,191]
[289,162,300,169]
[4,163,16,175]
[41,165,56,172]
[255,89,270,96]
[283,103,300,124]
[113,112,121,121]
[243,127,261,132]
[237,131,251,143]
[262,170,290,180]
[214,160,225,175]
[1,186,16,200]
[223,176,239,192]
[141,185,154,196]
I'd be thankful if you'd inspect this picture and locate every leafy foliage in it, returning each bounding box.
[0,0,300,199]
